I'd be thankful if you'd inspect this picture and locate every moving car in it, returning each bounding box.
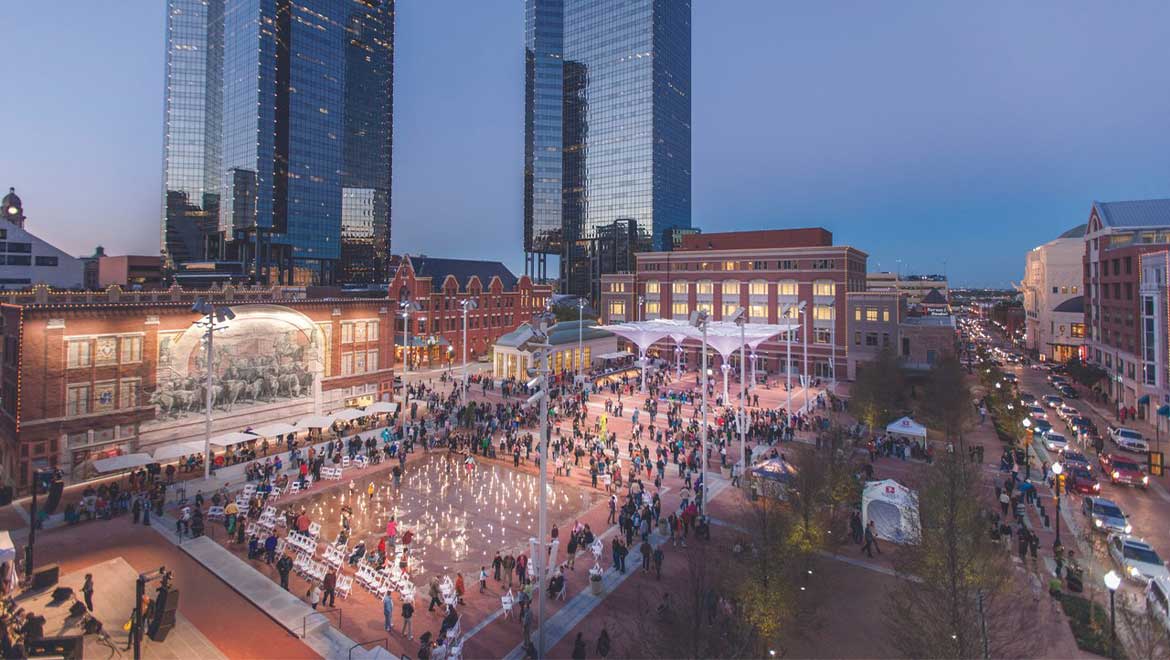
[1082,497,1132,535]
[1057,404,1079,424]
[1020,392,1037,406]
[1109,427,1150,453]
[1068,416,1096,436]
[1108,535,1170,584]
[1043,432,1069,453]
[1066,468,1100,495]
[1099,452,1150,489]
[1061,450,1092,473]
[1043,394,1064,409]
[1058,385,1078,399]
[1003,373,1018,384]
[1146,576,1170,634]
[1029,405,1048,420]
[1030,419,1053,436]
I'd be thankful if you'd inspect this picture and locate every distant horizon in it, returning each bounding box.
[1,1,1167,289]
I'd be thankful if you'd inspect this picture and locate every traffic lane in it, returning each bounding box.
[1010,363,1170,578]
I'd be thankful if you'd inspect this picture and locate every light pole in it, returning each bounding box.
[830,290,837,387]
[193,297,235,480]
[527,310,556,659]
[1021,417,1033,480]
[399,297,420,434]
[1051,461,1063,545]
[801,302,809,412]
[577,298,586,380]
[784,303,794,414]
[690,310,710,514]
[460,298,478,400]
[1104,569,1121,659]
[732,307,748,476]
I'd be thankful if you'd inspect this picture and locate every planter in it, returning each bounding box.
[590,578,603,596]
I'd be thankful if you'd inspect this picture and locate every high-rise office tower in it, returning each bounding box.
[163,0,394,286]
[523,0,691,301]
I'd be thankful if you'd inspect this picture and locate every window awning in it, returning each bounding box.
[1139,394,1152,405]
[1158,404,1170,417]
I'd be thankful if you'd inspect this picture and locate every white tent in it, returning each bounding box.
[0,530,15,564]
[861,479,920,544]
[248,422,299,438]
[152,440,206,461]
[364,401,398,415]
[886,417,927,446]
[332,408,368,422]
[92,453,155,473]
[297,415,337,429]
[209,431,259,447]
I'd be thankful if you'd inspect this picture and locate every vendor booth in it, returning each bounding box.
[886,416,928,447]
[749,457,798,499]
[0,530,16,596]
[861,479,920,544]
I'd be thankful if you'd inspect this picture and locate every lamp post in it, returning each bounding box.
[528,310,556,659]
[783,304,794,414]
[460,298,478,401]
[1021,417,1033,480]
[801,302,809,412]
[24,468,51,580]
[1051,461,1063,545]
[691,310,711,513]
[1104,569,1121,659]
[399,297,420,434]
[732,307,748,476]
[193,297,235,480]
[577,298,586,380]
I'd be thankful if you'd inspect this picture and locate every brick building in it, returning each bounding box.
[0,285,399,492]
[387,255,553,369]
[599,228,867,379]
[844,291,956,378]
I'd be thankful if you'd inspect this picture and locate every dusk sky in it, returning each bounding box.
[2,1,1168,287]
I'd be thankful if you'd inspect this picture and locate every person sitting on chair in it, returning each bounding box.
[348,540,367,566]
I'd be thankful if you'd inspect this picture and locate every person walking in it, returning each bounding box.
[401,599,414,640]
[596,627,611,658]
[308,583,322,610]
[861,520,881,557]
[652,547,664,580]
[81,574,94,612]
[572,632,587,659]
[382,592,394,633]
[323,569,337,608]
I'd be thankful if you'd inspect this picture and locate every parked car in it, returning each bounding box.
[1044,431,1069,453]
[1058,385,1078,399]
[1099,452,1150,488]
[1003,373,1018,384]
[1066,468,1100,495]
[1019,392,1037,406]
[1146,576,1170,634]
[1043,394,1064,409]
[1082,497,1132,535]
[1030,419,1053,436]
[1057,404,1079,423]
[1061,450,1092,473]
[1109,427,1150,453]
[1029,405,1048,420]
[1108,534,1170,584]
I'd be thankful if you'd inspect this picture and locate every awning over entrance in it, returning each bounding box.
[1139,394,1152,405]
[1158,405,1170,417]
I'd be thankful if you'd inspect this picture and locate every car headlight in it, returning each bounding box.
[1113,471,1120,479]
[1093,483,1100,491]
[1125,524,1133,534]
[1094,519,1103,527]
[1143,475,1149,484]
[1128,566,1141,577]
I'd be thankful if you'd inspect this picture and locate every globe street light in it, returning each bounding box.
[1051,461,1063,545]
[691,309,711,515]
[460,298,478,401]
[193,297,234,481]
[1021,417,1033,479]
[1104,569,1121,659]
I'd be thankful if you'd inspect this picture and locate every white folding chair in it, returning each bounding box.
[341,456,351,469]
[337,574,354,599]
[289,481,301,494]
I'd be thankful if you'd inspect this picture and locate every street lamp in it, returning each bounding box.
[577,298,586,380]
[399,296,421,434]
[460,298,478,400]
[1051,461,1063,545]
[193,297,234,480]
[690,309,711,514]
[1104,569,1121,659]
[730,306,748,478]
[1021,417,1033,480]
[527,310,557,659]
[24,468,52,580]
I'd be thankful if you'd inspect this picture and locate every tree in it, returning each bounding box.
[887,452,1040,658]
[851,348,906,429]
[922,354,972,452]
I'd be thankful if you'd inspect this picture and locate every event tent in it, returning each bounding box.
[750,457,798,483]
[208,431,259,447]
[332,408,368,423]
[886,417,928,446]
[152,440,206,461]
[364,401,399,415]
[862,479,921,544]
[297,415,336,429]
[93,453,155,473]
[249,422,299,438]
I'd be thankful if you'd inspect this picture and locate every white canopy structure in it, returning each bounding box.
[363,401,399,415]
[886,416,928,447]
[249,422,299,438]
[93,453,155,473]
[0,530,14,565]
[297,414,337,429]
[209,431,259,447]
[332,408,368,423]
[862,479,921,544]
[152,440,206,461]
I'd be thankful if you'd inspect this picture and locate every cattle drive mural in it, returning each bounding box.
[145,307,321,426]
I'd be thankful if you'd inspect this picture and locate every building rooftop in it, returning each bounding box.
[1093,199,1170,229]
[1053,295,1085,314]
[495,319,612,349]
[920,288,948,305]
[399,255,519,292]
[1058,223,1087,239]
[677,228,833,251]
[902,315,955,327]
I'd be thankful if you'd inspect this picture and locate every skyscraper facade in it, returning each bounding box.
[163,0,393,286]
[523,0,691,301]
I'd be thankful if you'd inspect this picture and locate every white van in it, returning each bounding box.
[1147,575,1170,634]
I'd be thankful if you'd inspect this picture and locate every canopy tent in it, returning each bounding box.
[208,431,259,447]
[297,414,337,429]
[886,416,928,446]
[862,479,921,544]
[248,422,299,438]
[332,408,368,423]
[0,530,16,565]
[152,440,206,461]
[595,351,634,361]
[364,401,399,415]
[93,453,155,474]
[750,457,798,483]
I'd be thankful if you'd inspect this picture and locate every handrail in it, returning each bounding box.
[301,607,342,638]
[348,637,388,659]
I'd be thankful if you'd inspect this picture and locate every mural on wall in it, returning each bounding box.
[146,305,322,426]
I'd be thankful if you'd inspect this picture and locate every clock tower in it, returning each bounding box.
[1,187,25,229]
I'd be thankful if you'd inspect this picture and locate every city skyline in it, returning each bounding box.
[1,1,1169,287]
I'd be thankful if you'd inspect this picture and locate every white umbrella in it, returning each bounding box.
[297,415,337,429]
[249,422,299,438]
[332,408,368,422]
[364,401,398,415]
[152,440,206,461]
[209,431,259,447]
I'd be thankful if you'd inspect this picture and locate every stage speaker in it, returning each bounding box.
[32,564,60,589]
[45,480,64,514]
[50,585,74,603]
[26,635,83,659]
[149,587,180,641]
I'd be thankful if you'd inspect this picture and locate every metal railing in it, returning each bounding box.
[301,607,342,638]
[348,637,388,659]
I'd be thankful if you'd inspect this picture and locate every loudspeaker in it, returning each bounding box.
[32,564,60,589]
[149,588,179,641]
[50,586,73,603]
[25,635,83,660]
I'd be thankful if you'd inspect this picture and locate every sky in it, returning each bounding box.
[1,1,1168,288]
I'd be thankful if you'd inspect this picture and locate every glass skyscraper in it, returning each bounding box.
[163,0,393,285]
[523,0,691,300]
